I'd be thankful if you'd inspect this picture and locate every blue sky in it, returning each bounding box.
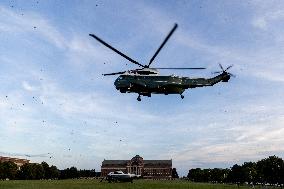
[0,0,284,176]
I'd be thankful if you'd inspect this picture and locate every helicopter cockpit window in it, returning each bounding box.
[118,76,124,80]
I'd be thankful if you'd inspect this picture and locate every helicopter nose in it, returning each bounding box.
[114,77,125,88]
[114,79,119,87]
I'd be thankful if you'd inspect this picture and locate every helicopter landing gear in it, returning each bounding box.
[180,94,184,99]
[137,95,141,101]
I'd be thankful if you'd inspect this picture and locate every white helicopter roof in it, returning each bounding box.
[123,68,159,76]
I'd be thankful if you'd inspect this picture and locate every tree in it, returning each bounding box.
[60,167,78,179]
[187,168,229,183]
[279,162,284,186]
[227,164,245,184]
[34,164,44,179]
[49,165,60,179]
[18,163,33,179]
[40,161,59,179]
[0,161,18,179]
[210,168,229,183]
[172,168,179,178]
[41,162,51,179]
[256,156,284,185]
[186,156,284,186]
[78,169,96,178]
[242,162,257,185]
[18,163,44,180]
[68,167,78,178]
[0,163,3,179]
[187,168,204,182]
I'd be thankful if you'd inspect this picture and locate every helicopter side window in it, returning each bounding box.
[137,70,157,75]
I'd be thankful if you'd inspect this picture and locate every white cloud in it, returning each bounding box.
[1,1,284,174]
[140,2,284,84]
[0,5,115,70]
[252,17,267,30]
[0,6,67,49]
[252,10,284,30]
[22,81,37,91]
[161,115,284,170]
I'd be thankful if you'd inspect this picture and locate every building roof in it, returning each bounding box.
[102,159,172,168]
[0,156,29,162]
[102,160,128,167]
[0,156,30,167]
[144,160,172,165]
[144,160,172,168]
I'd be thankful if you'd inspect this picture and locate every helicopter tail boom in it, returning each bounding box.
[181,72,231,89]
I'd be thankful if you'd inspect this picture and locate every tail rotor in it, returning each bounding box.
[212,64,236,77]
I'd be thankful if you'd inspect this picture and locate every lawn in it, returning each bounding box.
[0,179,259,189]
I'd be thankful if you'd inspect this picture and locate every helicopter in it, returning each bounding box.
[89,23,234,101]
[100,170,137,183]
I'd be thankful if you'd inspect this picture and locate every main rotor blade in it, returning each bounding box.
[225,64,233,71]
[102,71,126,76]
[147,23,178,67]
[152,67,206,70]
[219,63,224,71]
[89,34,145,68]
[229,73,236,78]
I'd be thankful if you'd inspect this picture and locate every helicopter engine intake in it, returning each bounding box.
[222,74,230,82]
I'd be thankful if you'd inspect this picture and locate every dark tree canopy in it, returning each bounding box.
[0,160,98,180]
[0,161,18,179]
[18,163,44,180]
[187,155,284,186]
[172,168,179,178]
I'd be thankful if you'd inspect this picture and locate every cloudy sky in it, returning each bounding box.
[0,0,284,176]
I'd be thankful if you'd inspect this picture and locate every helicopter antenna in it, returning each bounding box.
[146,23,178,68]
[89,34,145,68]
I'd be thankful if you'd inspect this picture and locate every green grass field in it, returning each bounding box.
[0,179,260,189]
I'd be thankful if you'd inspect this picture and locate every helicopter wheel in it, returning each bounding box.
[137,95,141,101]
[180,94,184,99]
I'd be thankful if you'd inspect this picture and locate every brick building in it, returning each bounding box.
[101,155,172,179]
[0,156,30,169]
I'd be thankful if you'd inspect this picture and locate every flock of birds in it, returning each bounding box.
[2,0,125,162]
[3,90,122,159]
[3,0,236,164]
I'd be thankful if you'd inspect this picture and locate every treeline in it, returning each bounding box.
[187,156,284,186]
[0,161,59,180]
[0,161,99,180]
[59,167,99,179]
